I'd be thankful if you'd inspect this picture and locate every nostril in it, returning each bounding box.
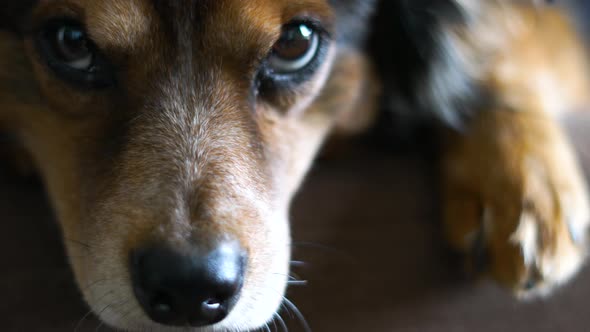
[149,294,174,318]
[153,302,173,314]
[200,297,225,319]
[203,298,222,311]
[183,298,228,326]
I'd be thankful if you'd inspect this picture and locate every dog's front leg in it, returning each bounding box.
[441,107,590,298]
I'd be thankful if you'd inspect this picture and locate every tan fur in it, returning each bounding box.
[442,4,590,297]
[2,0,590,330]
[0,0,375,330]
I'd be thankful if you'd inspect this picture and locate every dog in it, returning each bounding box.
[1,0,589,331]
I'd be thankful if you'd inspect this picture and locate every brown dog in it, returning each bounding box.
[1,0,376,330]
[1,0,589,331]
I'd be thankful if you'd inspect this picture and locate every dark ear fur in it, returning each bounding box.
[0,1,37,33]
[0,1,43,107]
[330,0,378,46]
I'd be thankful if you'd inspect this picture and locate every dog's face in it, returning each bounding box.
[0,0,375,330]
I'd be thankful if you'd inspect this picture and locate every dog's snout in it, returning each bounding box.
[130,242,246,327]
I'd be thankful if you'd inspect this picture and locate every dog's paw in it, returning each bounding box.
[442,115,590,298]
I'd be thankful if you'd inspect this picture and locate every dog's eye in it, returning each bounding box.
[36,20,115,89]
[256,21,329,95]
[53,24,93,70]
[268,23,320,73]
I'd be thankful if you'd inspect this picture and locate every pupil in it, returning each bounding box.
[274,24,313,60]
[58,26,88,60]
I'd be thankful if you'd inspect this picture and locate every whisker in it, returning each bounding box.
[270,273,309,289]
[271,273,304,282]
[74,308,97,332]
[283,298,311,332]
[95,321,105,332]
[64,237,94,251]
[280,302,294,320]
[115,300,139,327]
[124,309,146,332]
[74,290,116,332]
[259,285,309,331]
[94,297,130,331]
[289,260,308,268]
[274,312,289,332]
[80,277,124,293]
[289,272,304,282]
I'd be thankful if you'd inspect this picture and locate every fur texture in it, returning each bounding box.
[2,0,590,331]
[371,0,590,296]
[0,0,376,330]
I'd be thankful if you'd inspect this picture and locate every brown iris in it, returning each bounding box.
[268,23,319,73]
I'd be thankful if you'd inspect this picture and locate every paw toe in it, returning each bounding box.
[509,209,587,299]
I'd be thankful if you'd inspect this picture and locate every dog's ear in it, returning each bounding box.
[0,1,37,34]
[330,0,378,46]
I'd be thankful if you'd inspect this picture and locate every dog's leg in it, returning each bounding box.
[442,106,590,298]
[439,3,590,298]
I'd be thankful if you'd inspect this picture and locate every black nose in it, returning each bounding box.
[130,242,246,327]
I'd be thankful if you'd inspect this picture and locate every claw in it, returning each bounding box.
[470,228,489,274]
[522,266,542,292]
[510,212,538,268]
[523,278,537,291]
[567,214,588,245]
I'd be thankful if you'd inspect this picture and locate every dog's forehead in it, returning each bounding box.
[82,0,154,51]
[72,0,334,55]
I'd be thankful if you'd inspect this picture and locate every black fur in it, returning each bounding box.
[367,0,471,137]
[369,0,464,86]
[367,0,575,134]
[0,1,37,34]
[330,0,378,45]
[566,0,590,38]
